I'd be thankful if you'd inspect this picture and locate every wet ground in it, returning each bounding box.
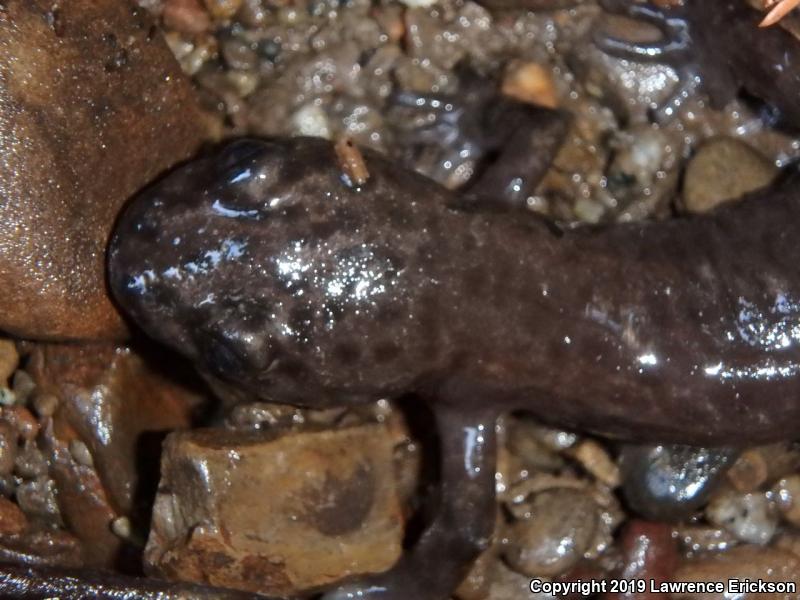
[4,0,800,597]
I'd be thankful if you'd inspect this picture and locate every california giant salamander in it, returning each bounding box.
[110,136,800,599]
[109,135,800,446]
[107,2,800,598]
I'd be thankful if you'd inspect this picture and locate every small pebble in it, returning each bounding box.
[672,545,800,599]
[15,476,61,522]
[608,125,668,189]
[398,0,438,9]
[3,405,39,441]
[0,496,27,536]
[772,474,800,526]
[0,340,18,383]
[569,439,620,488]
[755,442,800,481]
[111,515,132,539]
[619,444,738,522]
[11,370,36,405]
[31,393,59,418]
[0,422,18,476]
[706,489,777,545]
[608,520,678,600]
[371,5,405,43]
[682,136,777,213]
[573,198,605,224]
[726,447,769,492]
[0,388,15,406]
[502,61,559,109]
[291,103,332,139]
[532,426,579,452]
[163,0,211,33]
[69,439,95,468]
[14,441,48,479]
[675,524,738,554]
[203,0,242,19]
[505,418,566,472]
[503,488,598,577]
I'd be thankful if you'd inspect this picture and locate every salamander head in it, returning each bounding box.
[108,137,444,406]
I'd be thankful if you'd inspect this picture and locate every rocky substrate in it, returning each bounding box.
[1,0,800,598]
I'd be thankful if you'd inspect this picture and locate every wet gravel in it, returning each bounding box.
[143,0,800,593]
[6,0,800,596]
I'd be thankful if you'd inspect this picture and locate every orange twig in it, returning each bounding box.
[760,0,800,27]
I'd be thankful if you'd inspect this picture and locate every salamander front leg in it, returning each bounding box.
[321,404,498,600]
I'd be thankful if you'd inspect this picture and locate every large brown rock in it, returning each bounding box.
[145,424,404,597]
[0,0,206,340]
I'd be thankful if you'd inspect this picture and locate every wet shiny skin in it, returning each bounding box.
[107,2,800,598]
[110,136,800,599]
[109,136,800,445]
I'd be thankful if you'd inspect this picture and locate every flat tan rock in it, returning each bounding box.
[145,424,403,597]
[682,136,778,214]
[0,0,206,340]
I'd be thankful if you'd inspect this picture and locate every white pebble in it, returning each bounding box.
[291,104,332,139]
[398,0,438,7]
[69,439,94,468]
[111,516,132,540]
[0,388,16,406]
[706,490,777,545]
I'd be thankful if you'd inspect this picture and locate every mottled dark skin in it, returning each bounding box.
[596,0,800,125]
[106,2,800,599]
[110,136,800,599]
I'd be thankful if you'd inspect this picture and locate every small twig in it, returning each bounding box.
[760,0,800,27]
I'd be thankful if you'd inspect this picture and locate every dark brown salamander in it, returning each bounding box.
[109,137,800,599]
[109,133,800,445]
[106,2,800,598]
